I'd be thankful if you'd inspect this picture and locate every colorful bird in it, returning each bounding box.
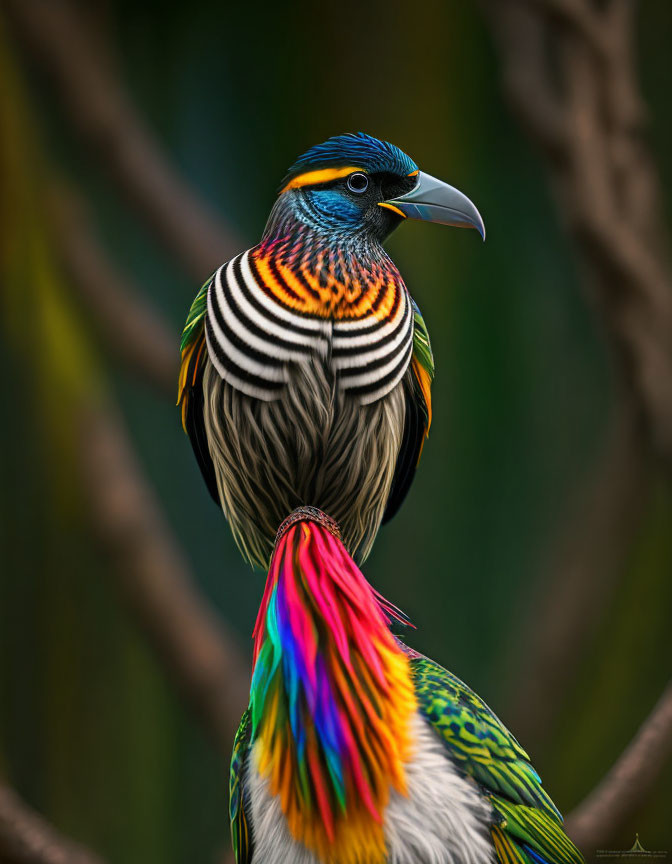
[178,133,484,569]
[230,507,584,864]
[179,135,581,862]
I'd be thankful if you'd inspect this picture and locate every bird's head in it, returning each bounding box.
[264,132,485,246]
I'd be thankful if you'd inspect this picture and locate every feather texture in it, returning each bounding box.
[247,517,416,863]
[178,136,434,556]
[230,516,583,864]
[201,355,406,567]
[177,266,433,558]
[283,133,418,190]
[230,709,253,864]
[245,713,495,864]
[204,240,414,405]
[383,302,434,522]
[408,650,583,864]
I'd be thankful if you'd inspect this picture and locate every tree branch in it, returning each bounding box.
[0,783,104,864]
[2,0,242,281]
[507,399,648,744]
[566,680,672,852]
[522,0,609,58]
[78,401,249,752]
[50,188,250,751]
[480,3,568,159]
[479,0,672,764]
[50,189,250,749]
[481,0,672,459]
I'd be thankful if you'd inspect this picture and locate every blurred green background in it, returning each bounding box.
[1,1,671,861]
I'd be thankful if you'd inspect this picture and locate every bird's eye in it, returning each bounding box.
[347,173,369,194]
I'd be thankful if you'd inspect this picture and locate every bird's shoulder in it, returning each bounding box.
[177,270,221,503]
[178,271,212,428]
[382,299,434,523]
[410,299,434,384]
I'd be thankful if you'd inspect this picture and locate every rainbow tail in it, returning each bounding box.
[248,506,417,862]
[252,506,411,669]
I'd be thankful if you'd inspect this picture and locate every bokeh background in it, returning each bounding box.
[1,1,671,862]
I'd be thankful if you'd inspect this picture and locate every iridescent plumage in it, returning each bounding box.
[248,515,416,863]
[175,134,575,863]
[283,134,418,186]
[230,510,584,864]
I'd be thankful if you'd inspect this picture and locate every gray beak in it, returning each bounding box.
[381,171,485,240]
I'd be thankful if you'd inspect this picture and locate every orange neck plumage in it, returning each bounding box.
[252,232,406,322]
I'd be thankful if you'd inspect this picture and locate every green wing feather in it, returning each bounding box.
[411,654,583,864]
[178,276,210,422]
[411,300,434,434]
[412,300,434,383]
[177,276,222,503]
[230,709,253,864]
[181,276,210,353]
[491,799,583,864]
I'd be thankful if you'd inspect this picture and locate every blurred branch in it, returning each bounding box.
[51,190,250,750]
[79,401,249,751]
[480,0,672,455]
[479,6,568,158]
[509,401,647,744]
[479,0,672,751]
[566,680,672,852]
[52,188,251,751]
[524,0,608,55]
[50,186,177,396]
[0,783,104,864]
[2,0,242,281]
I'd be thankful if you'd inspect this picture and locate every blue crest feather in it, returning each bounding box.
[283,132,418,186]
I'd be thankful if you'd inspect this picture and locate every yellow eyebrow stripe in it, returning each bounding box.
[407,169,419,177]
[281,165,363,193]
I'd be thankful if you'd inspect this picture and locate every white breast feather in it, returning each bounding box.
[384,714,495,864]
[246,713,495,864]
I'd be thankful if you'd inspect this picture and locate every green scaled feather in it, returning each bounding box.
[491,799,583,864]
[411,654,560,818]
[230,709,253,864]
[411,654,583,864]
[412,299,434,381]
[180,276,211,353]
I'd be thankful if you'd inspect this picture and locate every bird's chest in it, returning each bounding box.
[205,250,414,406]
[246,714,495,864]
